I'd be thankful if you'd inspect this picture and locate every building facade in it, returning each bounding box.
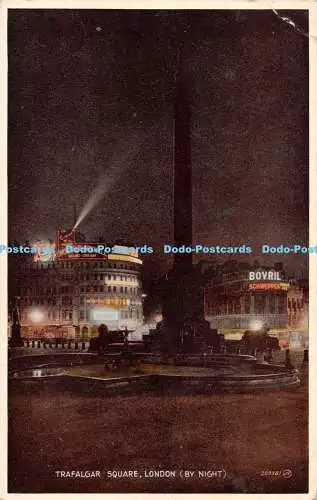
[285,280,308,347]
[9,230,144,340]
[204,261,308,345]
[287,280,305,328]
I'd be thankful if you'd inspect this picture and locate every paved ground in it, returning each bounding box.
[8,368,308,494]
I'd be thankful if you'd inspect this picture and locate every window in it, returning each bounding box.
[254,293,265,314]
[62,296,72,306]
[245,294,250,314]
[276,294,285,314]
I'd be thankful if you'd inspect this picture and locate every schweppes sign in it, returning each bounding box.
[248,283,290,291]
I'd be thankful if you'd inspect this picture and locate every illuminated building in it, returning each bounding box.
[203,261,307,344]
[287,280,305,328]
[10,229,144,340]
[286,280,309,347]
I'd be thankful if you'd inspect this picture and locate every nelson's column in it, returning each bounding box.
[153,69,221,357]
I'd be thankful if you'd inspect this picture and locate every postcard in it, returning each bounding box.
[1,2,316,499]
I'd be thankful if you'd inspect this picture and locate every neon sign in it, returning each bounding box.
[248,283,290,291]
[32,241,56,262]
[86,297,131,307]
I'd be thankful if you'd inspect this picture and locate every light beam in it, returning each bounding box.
[74,131,144,230]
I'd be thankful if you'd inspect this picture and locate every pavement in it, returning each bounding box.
[8,368,308,493]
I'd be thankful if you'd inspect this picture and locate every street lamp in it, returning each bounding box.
[249,320,263,331]
[28,308,44,324]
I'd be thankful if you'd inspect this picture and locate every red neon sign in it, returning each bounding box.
[248,283,289,291]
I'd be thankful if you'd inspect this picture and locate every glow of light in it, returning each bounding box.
[112,245,138,258]
[28,309,44,324]
[249,320,263,331]
[249,283,289,290]
[104,280,138,286]
[32,241,56,262]
[73,131,144,230]
[108,254,142,264]
[91,308,119,322]
[86,298,131,307]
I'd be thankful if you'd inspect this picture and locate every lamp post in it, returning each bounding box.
[10,296,24,348]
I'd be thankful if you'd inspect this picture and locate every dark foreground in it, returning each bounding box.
[8,375,308,493]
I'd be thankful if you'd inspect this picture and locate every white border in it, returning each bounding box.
[1,2,316,499]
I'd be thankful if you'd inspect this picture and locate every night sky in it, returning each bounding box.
[8,10,309,277]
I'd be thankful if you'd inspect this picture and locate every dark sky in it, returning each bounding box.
[8,10,309,277]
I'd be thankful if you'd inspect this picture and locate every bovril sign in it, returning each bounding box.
[249,270,281,281]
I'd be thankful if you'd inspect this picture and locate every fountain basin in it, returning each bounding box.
[8,352,301,393]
